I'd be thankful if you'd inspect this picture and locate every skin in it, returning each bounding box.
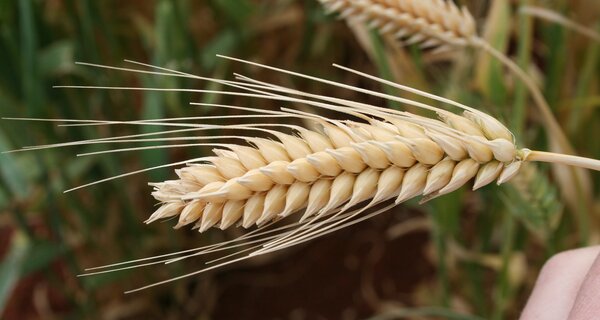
[520,246,600,319]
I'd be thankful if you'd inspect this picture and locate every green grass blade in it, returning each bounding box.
[0,233,29,314]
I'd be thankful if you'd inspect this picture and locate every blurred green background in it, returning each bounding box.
[0,0,599,319]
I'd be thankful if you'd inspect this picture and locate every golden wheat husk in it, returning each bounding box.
[6,58,600,292]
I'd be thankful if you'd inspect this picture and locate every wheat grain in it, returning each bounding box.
[7,58,600,293]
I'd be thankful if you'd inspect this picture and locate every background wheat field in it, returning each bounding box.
[1,0,599,319]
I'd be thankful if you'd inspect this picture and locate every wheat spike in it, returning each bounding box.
[127,57,598,236]
[7,58,600,293]
[145,87,519,231]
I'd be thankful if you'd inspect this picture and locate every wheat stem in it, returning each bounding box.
[521,6,600,43]
[526,150,600,172]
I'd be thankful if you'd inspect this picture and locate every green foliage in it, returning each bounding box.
[0,233,28,314]
[501,165,563,242]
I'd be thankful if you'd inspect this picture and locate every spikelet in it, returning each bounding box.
[11,58,600,292]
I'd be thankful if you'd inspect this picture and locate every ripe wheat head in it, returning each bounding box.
[6,57,599,293]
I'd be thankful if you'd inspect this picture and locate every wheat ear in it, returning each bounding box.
[140,57,598,234]
[10,57,600,292]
